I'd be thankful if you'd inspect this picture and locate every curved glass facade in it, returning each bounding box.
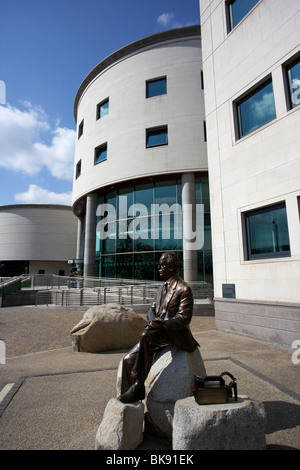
[94,174,212,282]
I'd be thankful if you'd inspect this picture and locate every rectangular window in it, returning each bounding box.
[94,143,107,164]
[244,202,290,260]
[146,77,167,98]
[235,78,276,139]
[78,120,84,139]
[75,160,81,179]
[96,98,109,120]
[226,0,260,31]
[201,71,204,90]
[203,121,207,142]
[284,55,300,110]
[146,126,168,148]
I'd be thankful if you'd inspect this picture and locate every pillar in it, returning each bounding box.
[181,173,198,282]
[76,216,84,275]
[84,192,97,277]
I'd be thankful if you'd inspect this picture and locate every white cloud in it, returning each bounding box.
[14,184,72,205]
[157,12,197,30]
[0,102,76,181]
[157,12,175,28]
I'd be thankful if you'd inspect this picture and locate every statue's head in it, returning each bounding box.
[158,251,180,280]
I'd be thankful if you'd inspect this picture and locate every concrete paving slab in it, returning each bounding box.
[0,306,299,451]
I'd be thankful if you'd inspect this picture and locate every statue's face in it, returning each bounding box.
[158,255,174,280]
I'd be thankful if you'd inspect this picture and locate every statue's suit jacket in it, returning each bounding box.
[147,275,199,352]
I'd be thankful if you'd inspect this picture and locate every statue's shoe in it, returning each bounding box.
[118,383,145,403]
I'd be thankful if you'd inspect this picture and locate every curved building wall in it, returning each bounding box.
[0,205,77,276]
[72,27,206,210]
[72,27,211,281]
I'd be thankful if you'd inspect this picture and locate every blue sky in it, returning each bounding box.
[0,0,200,206]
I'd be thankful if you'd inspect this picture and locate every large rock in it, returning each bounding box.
[70,303,147,353]
[144,345,206,440]
[95,398,144,450]
[173,396,266,450]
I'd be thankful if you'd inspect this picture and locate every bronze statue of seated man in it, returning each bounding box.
[118,251,199,404]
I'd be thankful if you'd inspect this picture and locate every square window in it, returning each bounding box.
[146,126,168,148]
[284,55,300,110]
[244,202,290,260]
[78,120,84,139]
[97,98,109,120]
[75,160,81,179]
[226,0,260,32]
[146,77,167,98]
[94,143,107,164]
[235,78,276,139]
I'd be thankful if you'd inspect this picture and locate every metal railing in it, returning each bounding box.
[0,275,32,297]
[34,276,213,308]
[35,283,160,307]
[0,273,213,308]
[31,274,156,290]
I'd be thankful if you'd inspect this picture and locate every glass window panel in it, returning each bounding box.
[118,187,133,220]
[75,160,81,179]
[153,214,180,251]
[134,183,153,210]
[245,203,290,259]
[177,181,182,206]
[97,98,109,119]
[100,221,116,254]
[100,255,116,278]
[195,176,210,211]
[106,191,117,212]
[95,144,107,164]
[93,177,211,281]
[117,219,133,253]
[228,0,260,30]
[146,127,168,148]
[116,254,133,279]
[78,120,84,138]
[134,253,155,280]
[133,216,154,251]
[154,180,177,206]
[286,57,300,109]
[237,79,276,138]
[146,77,167,98]
[96,195,105,257]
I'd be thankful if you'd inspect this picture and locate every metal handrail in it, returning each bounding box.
[0,275,32,297]
[35,278,213,308]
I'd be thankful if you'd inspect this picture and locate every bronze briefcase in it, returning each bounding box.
[193,372,237,405]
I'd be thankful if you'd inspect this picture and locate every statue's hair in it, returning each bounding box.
[161,251,180,273]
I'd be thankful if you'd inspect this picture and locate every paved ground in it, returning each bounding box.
[0,305,299,451]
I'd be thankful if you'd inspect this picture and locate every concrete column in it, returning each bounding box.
[84,192,97,277]
[76,216,84,259]
[181,173,198,282]
[76,216,84,275]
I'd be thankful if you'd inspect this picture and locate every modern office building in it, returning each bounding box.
[0,204,77,277]
[72,26,212,283]
[200,0,300,347]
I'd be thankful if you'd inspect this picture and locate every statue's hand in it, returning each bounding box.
[153,316,164,322]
